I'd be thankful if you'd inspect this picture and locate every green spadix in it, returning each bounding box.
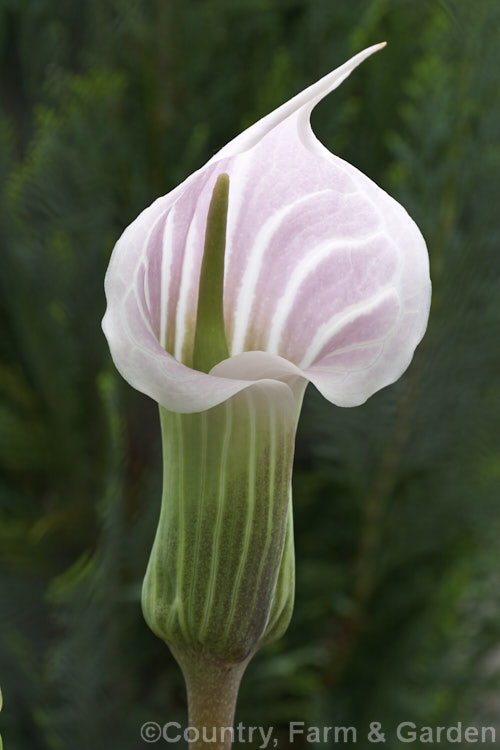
[193,173,230,373]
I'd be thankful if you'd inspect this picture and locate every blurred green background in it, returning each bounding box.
[1,0,500,748]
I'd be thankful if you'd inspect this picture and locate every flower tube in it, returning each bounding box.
[102,42,430,748]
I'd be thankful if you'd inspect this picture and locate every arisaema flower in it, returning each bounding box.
[103,43,430,748]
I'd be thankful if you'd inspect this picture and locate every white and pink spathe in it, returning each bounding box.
[102,44,431,414]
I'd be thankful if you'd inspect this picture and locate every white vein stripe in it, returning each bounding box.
[133,206,170,331]
[253,388,278,626]
[223,152,253,277]
[138,204,170,265]
[159,208,175,349]
[143,258,151,315]
[199,399,232,639]
[128,276,156,340]
[266,232,384,354]
[299,288,398,369]
[174,216,199,361]
[223,389,257,640]
[230,190,330,354]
